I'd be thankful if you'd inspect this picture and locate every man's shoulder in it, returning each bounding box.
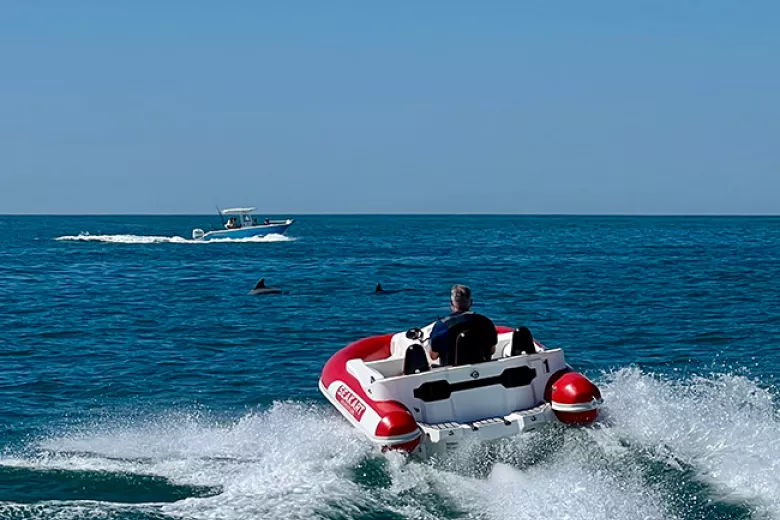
[435,311,475,329]
[448,311,475,323]
[433,312,460,332]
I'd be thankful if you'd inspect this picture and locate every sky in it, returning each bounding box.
[0,2,778,215]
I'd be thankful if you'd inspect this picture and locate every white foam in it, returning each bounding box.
[1,403,378,520]
[4,371,780,519]
[602,367,780,518]
[0,404,674,520]
[54,233,295,244]
[377,430,674,520]
[0,501,155,520]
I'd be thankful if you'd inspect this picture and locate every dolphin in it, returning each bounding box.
[249,278,282,295]
[375,283,412,295]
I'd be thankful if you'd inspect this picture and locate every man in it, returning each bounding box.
[429,284,496,366]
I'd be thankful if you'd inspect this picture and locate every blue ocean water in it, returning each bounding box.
[1,215,779,520]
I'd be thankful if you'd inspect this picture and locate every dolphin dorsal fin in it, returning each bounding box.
[376,283,383,292]
[254,278,266,289]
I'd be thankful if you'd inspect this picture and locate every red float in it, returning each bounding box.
[548,371,602,425]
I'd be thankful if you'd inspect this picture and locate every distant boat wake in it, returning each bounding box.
[55,233,295,244]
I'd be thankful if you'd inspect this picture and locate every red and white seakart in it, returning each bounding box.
[319,321,602,458]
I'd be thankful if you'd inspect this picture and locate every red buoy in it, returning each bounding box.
[548,371,601,425]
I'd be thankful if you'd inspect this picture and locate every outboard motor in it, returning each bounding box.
[192,229,205,240]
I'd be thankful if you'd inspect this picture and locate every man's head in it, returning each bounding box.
[450,284,472,313]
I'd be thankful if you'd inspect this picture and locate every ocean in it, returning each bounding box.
[1,215,779,520]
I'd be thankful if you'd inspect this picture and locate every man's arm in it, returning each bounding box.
[428,321,445,360]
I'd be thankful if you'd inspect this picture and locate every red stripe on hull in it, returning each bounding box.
[321,334,419,439]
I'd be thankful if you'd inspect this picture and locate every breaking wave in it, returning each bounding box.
[54,233,295,244]
[1,369,779,519]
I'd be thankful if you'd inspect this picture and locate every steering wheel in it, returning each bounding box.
[406,328,423,340]
[406,327,434,346]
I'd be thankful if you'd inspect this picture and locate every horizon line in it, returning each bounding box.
[2,212,780,217]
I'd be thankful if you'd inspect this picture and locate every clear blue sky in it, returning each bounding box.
[1,2,778,214]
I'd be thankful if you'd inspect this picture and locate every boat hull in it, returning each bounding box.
[320,327,601,458]
[199,222,293,241]
[320,334,423,451]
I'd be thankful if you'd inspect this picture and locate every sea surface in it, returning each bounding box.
[1,215,779,520]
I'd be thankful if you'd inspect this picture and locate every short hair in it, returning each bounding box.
[450,284,472,311]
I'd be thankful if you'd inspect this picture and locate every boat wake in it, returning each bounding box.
[1,369,778,520]
[54,233,295,244]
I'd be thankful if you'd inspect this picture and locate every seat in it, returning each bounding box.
[510,327,536,356]
[452,315,498,366]
[403,344,430,375]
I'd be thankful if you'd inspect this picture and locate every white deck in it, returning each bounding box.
[347,331,567,425]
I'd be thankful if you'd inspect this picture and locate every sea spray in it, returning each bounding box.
[2,370,775,519]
